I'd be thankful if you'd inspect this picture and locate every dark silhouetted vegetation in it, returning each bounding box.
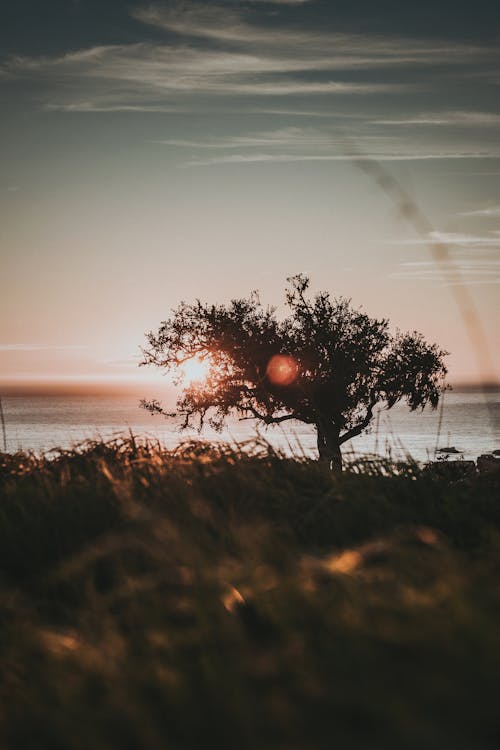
[142,275,448,470]
[1,437,499,749]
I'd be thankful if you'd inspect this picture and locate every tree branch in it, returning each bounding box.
[339,398,377,445]
[238,406,297,425]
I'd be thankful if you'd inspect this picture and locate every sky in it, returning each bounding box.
[1,0,499,392]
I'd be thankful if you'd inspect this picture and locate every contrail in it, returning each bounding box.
[346,141,498,433]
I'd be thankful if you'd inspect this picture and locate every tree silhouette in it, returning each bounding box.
[142,275,448,471]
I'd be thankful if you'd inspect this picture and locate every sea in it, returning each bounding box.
[1,388,499,463]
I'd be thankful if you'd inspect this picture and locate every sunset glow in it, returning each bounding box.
[181,356,210,385]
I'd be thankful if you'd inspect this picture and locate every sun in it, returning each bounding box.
[181,355,210,385]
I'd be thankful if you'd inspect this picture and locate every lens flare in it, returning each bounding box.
[266,354,298,386]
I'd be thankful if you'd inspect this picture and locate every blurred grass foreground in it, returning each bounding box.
[1,437,500,750]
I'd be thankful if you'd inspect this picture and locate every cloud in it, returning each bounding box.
[0,344,89,352]
[3,0,498,156]
[389,228,500,285]
[5,186,20,192]
[132,3,494,68]
[391,259,500,285]
[395,231,500,247]
[183,151,500,167]
[157,126,383,149]
[45,101,186,113]
[7,40,411,112]
[458,205,500,217]
[45,101,345,116]
[154,126,500,163]
[4,0,498,116]
[371,112,500,127]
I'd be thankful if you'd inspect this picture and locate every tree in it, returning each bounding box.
[141,275,448,471]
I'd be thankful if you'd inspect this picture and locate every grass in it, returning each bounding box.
[1,437,499,749]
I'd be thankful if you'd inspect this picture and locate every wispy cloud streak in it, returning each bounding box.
[458,205,500,217]
[390,229,500,285]
[5,41,410,107]
[183,152,500,167]
[395,231,500,247]
[3,0,499,115]
[133,3,495,66]
[371,112,500,126]
[392,259,500,285]
[0,344,89,352]
[153,124,500,164]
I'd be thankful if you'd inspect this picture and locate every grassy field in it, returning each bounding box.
[1,437,499,749]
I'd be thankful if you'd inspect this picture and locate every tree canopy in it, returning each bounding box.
[142,275,448,470]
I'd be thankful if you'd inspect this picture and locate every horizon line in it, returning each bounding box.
[0,377,497,397]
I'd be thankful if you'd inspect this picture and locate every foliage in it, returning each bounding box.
[142,275,448,468]
[1,438,499,749]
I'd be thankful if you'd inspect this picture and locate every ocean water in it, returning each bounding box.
[1,390,499,462]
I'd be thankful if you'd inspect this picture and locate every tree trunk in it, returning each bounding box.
[316,423,342,473]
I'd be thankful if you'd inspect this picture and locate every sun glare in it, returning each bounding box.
[181,355,210,385]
